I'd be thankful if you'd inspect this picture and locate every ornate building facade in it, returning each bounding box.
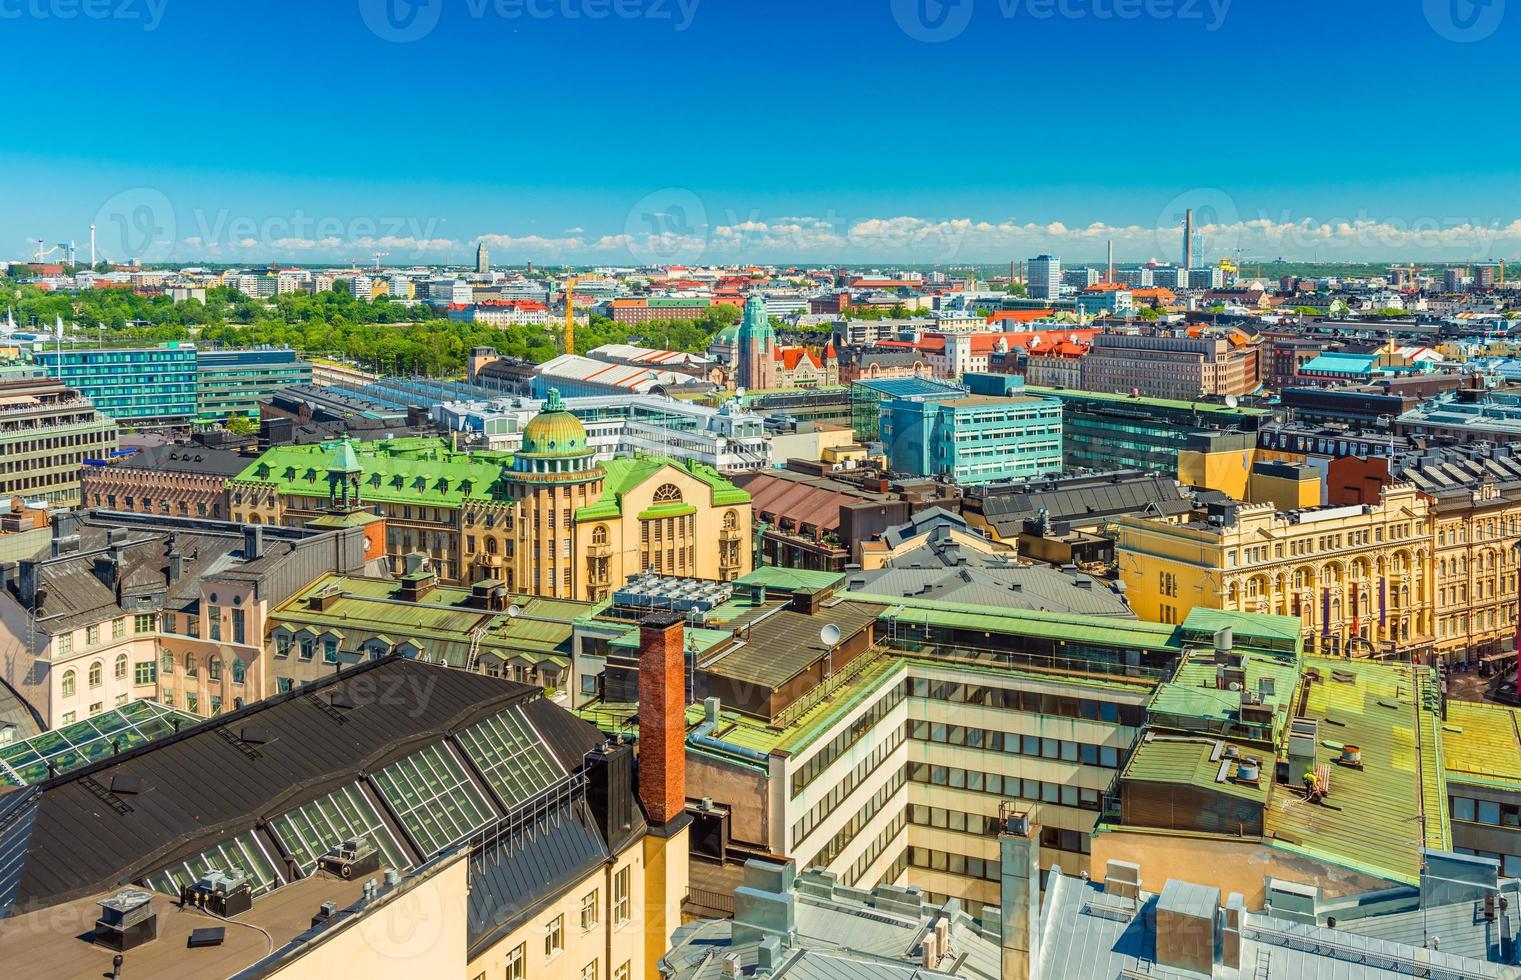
[1114,483,1435,658]
[228,391,753,599]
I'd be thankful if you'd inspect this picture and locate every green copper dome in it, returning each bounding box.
[520,388,589,457]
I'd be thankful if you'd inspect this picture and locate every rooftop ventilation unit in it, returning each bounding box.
[94,888,157,951]
[319,837,380,880]
[181,867,252,918]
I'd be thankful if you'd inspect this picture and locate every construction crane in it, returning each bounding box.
[563,275,579,355]
[371,251,389,271]
[31,239,63,263]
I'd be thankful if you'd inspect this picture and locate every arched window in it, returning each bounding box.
[592,524,609,545]
[232,659,246,684]
[653,484,683,504]
[61,670,76,698]
[89,661,102,689]
[723,510,738,531]
[208,658,223,682]
[486,537,498,555]
[114,653,128,680]
[185,653,198,677]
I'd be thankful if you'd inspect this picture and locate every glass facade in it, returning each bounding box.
[37,344,199,423]
[195,349,311,422]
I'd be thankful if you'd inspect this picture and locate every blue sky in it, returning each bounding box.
[2,0,1518,265]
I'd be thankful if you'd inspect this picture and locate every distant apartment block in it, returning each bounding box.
[0,376,118,505]
[1079,332,1261,401]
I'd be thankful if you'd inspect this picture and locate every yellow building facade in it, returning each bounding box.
[229,391,752,600]
[1114,483,1434,657]
[1431,478,1521,665]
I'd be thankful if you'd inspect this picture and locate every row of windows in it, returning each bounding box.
[791,683,905,799]
[907,805,1092,855]
[906,676,1143,727]
[53,614,159,655]
[908,762,1105,811]
[1451,795,1521,829]
[159,652,247,683]
[792,725,903,850]
[58,656,156,697]
[806,770,906,871]
[907,720,1122,769]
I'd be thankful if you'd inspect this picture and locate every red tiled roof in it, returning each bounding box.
[775,346,823,370]
[987,309,1056,324]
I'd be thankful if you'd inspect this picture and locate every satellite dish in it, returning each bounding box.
[505,604,522,619]
[1225,395,1240,408]
[820,623,842,647]
[735,387,747,399]
[1068,334,1079,345]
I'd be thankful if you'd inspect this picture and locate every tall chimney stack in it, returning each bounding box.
[637,612,687,825]
[1107,240,1114,283]
[1184,208,1194,270]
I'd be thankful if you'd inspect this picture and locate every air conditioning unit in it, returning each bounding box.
[318,837,380,880]
[182,867,252,918]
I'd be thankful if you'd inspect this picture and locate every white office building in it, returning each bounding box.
[1028,255,1061,299]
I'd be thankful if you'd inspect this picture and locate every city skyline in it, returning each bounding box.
[3,0,1519,264]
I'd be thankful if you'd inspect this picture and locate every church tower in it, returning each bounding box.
[736,294,776,391]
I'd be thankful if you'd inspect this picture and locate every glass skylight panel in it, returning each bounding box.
[453,707,564,808]
[0,701,197,787]
[371,742,495,856]
[268,783,413,876]
[142,829,285,898]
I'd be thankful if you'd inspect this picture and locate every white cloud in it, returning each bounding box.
[160,210,1521,263]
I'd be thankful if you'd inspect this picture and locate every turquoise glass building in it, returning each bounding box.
[36,343,199,424]
[880,374,1063,485]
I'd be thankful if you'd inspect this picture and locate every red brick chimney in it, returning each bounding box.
[637,612,686,825]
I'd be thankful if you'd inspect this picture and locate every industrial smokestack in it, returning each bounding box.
[1184,208,1194,270]
[1107,240,1114,283]
[90,224,96,268]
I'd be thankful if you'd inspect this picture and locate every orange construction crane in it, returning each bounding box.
[563,275,579,355]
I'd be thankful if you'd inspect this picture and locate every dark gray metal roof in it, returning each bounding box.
[972,470,1191,536]
[698,601,884,689]
[0,658,572,917]
[466,796,610,957]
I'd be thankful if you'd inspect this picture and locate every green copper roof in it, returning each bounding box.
[576,455,749,521]
[327,438,362,474]
[735,567,847,593]
[521,388,592,457]
[235,438,514,508]
[1263,656,1445,885]
[1121,736,1264,804]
